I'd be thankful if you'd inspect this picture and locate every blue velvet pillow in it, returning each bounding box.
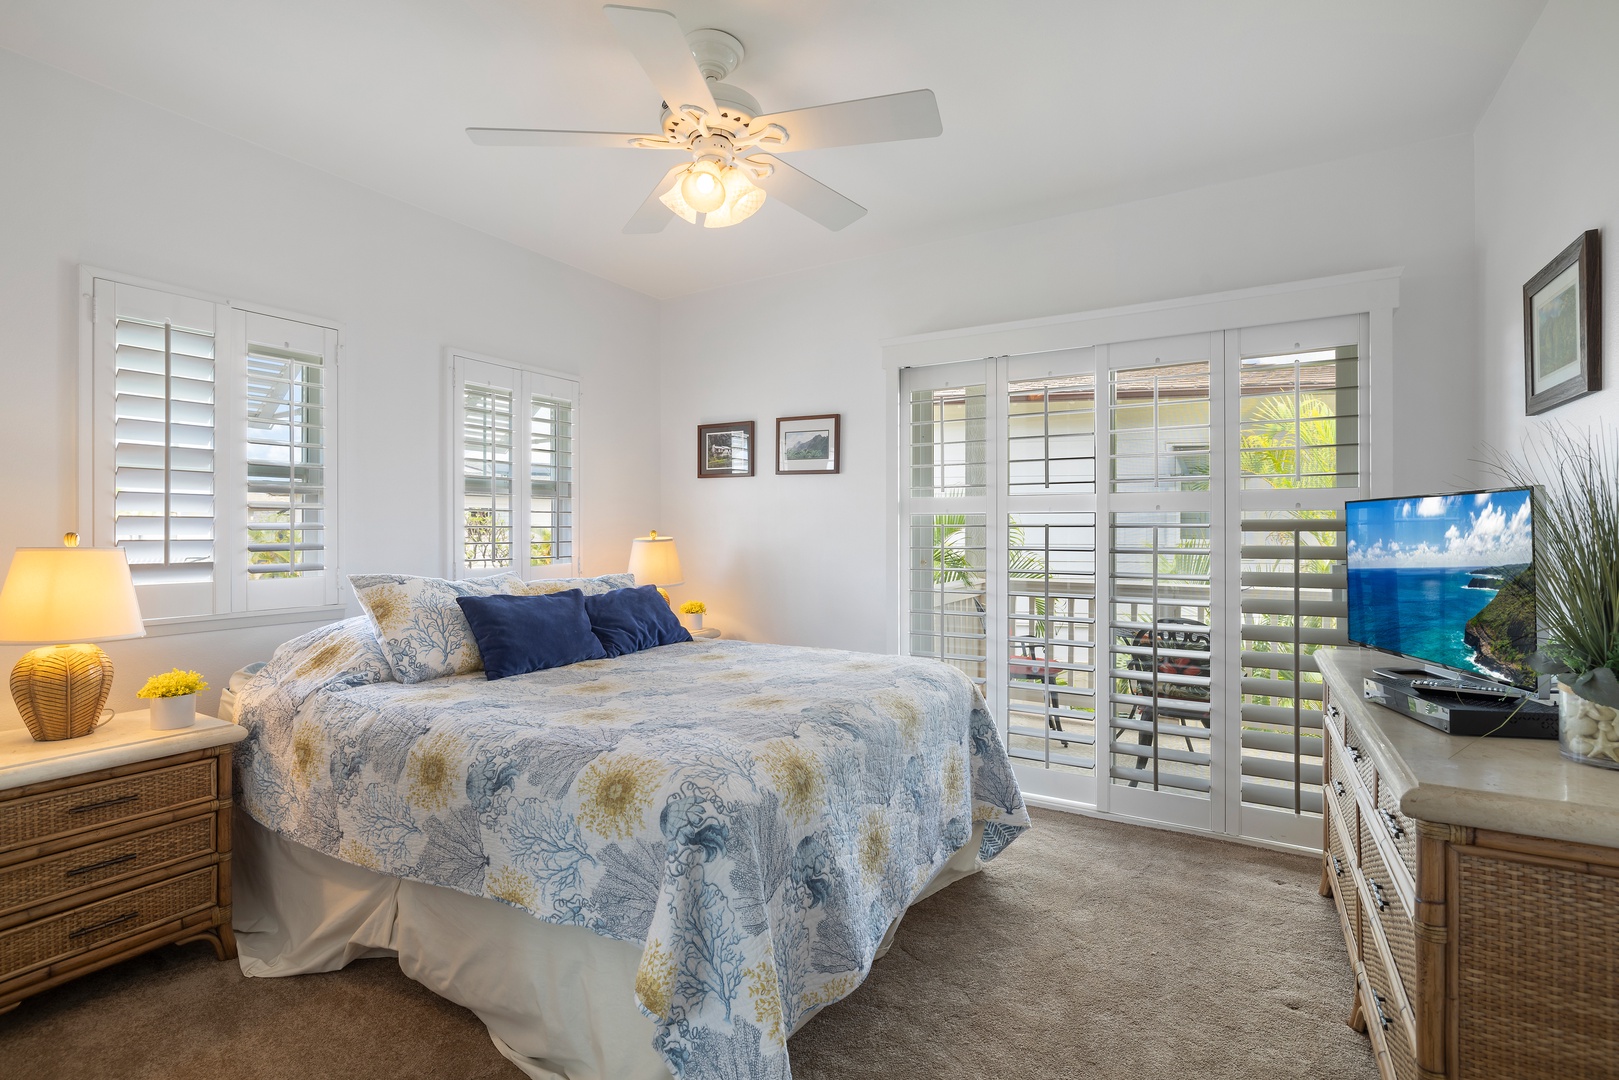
[454,590,607,679]
[583,585,693,658]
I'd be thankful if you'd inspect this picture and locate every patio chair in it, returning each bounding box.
[1120,618,1211,785]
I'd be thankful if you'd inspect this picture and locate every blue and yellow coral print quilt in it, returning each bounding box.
[235,618,1029,1080]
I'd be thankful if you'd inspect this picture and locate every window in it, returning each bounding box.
[898,316,1368,848]
[84,271,341,623]
[448,351,578,581]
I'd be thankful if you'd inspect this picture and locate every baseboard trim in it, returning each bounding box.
[1020,792,1321,858]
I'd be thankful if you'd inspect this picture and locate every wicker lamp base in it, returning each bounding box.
[10,643,115,741]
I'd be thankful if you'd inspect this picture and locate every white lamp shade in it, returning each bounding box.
[627,533,684,587]
[0,547,146,644]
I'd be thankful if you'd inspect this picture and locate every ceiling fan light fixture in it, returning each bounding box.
[701,165,765,229]
[679,160,727,213]
[658,183,699,225]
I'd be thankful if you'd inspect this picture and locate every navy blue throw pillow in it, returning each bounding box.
[455,590,607,679]
[583,585,693,658]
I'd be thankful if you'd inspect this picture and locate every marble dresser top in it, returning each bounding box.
[0,712,246,791]
[1319,647,1619,848]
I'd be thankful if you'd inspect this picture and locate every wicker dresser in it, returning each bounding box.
[1318,648,1619,1080]
[0,713,246,1013]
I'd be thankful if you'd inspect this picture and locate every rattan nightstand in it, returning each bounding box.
[0,712,246,1014]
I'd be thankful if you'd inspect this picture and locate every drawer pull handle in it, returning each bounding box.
[1332,855,1344,878]
[65,852,138,878]
[68,910,139,938]
[1346,745,1363,763]
[1370,878,1390,912]
[1379,808,1405,840]
[67,793,139,815]
[1333,779,1346,796]
[1371,989,1392,1031]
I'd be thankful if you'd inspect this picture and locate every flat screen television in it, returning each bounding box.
[1345,487,1537,690]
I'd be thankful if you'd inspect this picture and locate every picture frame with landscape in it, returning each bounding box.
[697,420,754,478]
[776,413,840,475]
[1523,228,1601,415]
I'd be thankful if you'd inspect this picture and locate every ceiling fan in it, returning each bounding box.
[466,4,943,233]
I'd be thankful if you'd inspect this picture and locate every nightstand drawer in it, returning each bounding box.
[0,760,216,852]
[0,815,215,919]
[0,866,217,976]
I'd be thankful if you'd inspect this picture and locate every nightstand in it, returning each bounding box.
[689,627,721,639]
[0,712,246,1014]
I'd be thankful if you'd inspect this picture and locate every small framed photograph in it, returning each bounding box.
[697,421,755,478]
[776,413,840,475]
[1524,229,1601,415]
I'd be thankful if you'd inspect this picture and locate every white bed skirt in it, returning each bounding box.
[233,810,984,1080]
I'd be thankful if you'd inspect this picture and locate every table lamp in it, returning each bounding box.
[626,529,683,606]
[0,535,146,741]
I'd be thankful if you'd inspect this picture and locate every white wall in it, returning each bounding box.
[1475,0,1618,447]
[658,134,1481,653]
[0,50,662,726]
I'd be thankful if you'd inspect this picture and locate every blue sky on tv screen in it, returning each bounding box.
[1347,488,1533,569]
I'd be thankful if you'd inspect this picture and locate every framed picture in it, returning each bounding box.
[1524,229,1602,415]
[776,413,840,475]
[697,420,754,478]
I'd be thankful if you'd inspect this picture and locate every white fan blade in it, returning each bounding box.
[466,127,670,148]
[604,5,717,117]
[749,155,866,231]
[751,90,942,152]
[623,164,686,234]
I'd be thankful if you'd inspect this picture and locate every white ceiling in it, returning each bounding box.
[1,0,1545,300]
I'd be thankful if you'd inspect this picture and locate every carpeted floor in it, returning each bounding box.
[0,808,1376,1080]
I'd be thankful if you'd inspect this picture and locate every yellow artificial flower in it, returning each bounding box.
[136,668,209,699]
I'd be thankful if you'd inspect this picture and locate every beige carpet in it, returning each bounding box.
[1,809,1376,1080]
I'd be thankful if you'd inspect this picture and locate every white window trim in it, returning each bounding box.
[77,265,346,630]
[444,347,583,581]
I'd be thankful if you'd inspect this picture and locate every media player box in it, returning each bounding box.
[1363,674,1559,739]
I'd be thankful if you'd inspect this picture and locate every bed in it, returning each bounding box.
[226,610,1029,1080]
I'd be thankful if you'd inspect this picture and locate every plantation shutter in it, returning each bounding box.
[904,367,989,687]
[98,280,218,619]
[1234,337,1360,819]
[450,353,580,580]
[242,311,337,610]
[1106,359,1216,804]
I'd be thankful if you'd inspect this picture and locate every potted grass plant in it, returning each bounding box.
[137,667,209,730]
[1491,425,1619,768]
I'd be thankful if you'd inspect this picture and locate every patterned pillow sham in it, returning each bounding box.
[349,572,518,684]
[503,573,635,596]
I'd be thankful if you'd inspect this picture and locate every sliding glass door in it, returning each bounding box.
[900,316,1366,847]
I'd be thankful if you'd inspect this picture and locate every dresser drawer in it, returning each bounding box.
[0,866,216,977]
[1340,716,1379,797]
[1361,920,1418,1080]
[0,814,215,919]
[1373,780,1417,879]
[1327,809,1359,960]
[1326,737,1359,835]
[0,760,216,852]
[1359,815,1417,1007]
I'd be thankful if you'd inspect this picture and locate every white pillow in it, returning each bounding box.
[348,572,517,684]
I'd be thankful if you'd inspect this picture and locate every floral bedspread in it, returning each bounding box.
[234,618,1029,1080]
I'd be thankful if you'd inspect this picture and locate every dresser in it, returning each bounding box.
[1318,648,1619,1080]
[0,713,246,1013]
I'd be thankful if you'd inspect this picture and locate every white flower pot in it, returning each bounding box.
[679,612,703,631]
[1558,682,1619,770]
[149,694,197,730]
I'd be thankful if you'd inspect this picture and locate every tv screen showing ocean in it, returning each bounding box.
[1346,488,1535,686]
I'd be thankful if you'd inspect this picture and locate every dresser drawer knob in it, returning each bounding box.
[1333,779,1346,796]
[1332,855,1345,878]
[1369,878,1390,912]
[65,852,138,878]
[68,910,139,938]
[1379,808,1405,840]
[1346,745,1363,763]
[1371,989,1393,1031]
[67,793,140,815]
